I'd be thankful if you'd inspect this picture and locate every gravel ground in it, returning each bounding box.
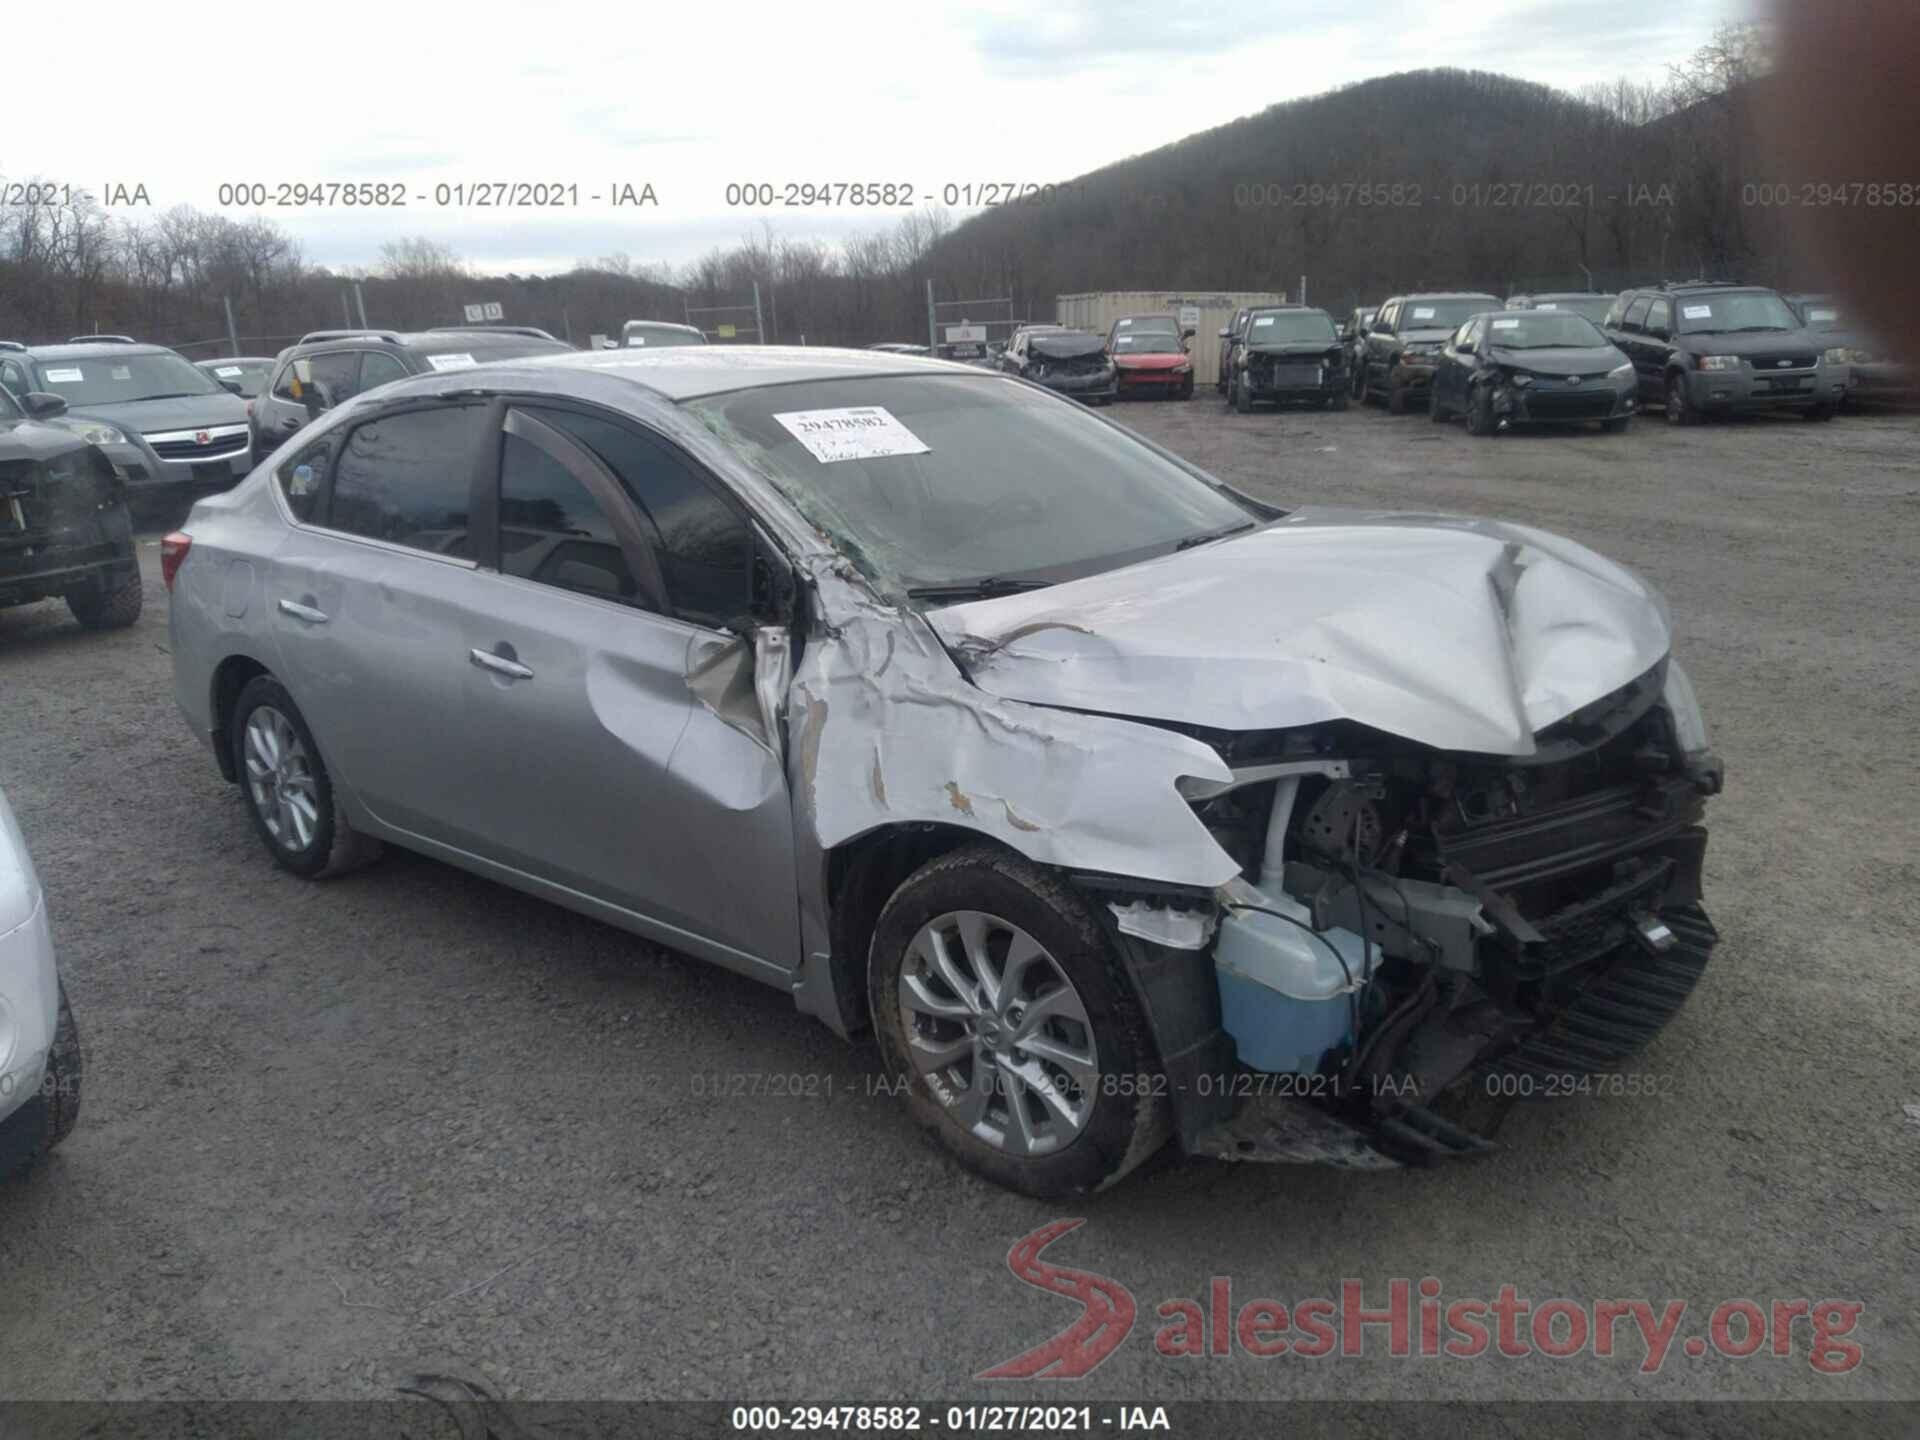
[1,396,1916,1413]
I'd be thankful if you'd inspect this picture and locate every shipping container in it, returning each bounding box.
[1054,290,1287,388]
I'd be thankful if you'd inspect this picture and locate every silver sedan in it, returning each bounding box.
[167,347,1722,1195]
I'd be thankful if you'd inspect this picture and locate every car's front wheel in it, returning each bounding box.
[1665,373,1698,425]
[66,570,143,630]
[869,846,1169,1197]
[1465,382,1496,436]
[1234,371,1253,414]
[229,674,381,879]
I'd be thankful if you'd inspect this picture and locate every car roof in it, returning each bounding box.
[1247,304,1327,314]
[20,341,175,360]
[196,355,275,366]
[1520,292,1609,300]
[1394,292,1501,302]
[496,344,989,401]
[624,320,703,333]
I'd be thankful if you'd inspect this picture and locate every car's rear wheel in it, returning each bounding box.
[1331,388,1349,412]
[66,570,143,630]
[869,846,1169,1197]
[230,675,381,879]
[1665,374,1698,425]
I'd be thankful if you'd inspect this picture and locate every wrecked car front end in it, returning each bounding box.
[1023,333,1118,403]
[1242,342,1348,405]
[905,513,1723,1168]
[0,426,138,613]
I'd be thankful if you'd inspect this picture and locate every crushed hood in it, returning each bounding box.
[926,509,1672,757]
[1029,332,1108,360]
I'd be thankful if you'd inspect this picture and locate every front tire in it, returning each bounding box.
[1805,403,1835,422]
[1387,377,1410,414]
[1234,371,1252,414]
[1666,373,1698,426]
[1465,383,1496,437]
[868,846,1169,1197]
[229,675,381,879]
[1602,415,1631,434]
[1429,383,1451,422]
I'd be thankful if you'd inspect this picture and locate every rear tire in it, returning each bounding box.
[1331,389,1349,412]
[42,983,82,1154]
[66,569,143,630]
[229,675,382,879]
[868,845,1170,1197]
[1602,416,1631,434]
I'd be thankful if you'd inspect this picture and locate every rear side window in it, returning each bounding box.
[1621,297,1652,333]
[1602,296,1628,328]
[531,407,755,629]
[275,436,334,525]
[1646,299,1672,336]
[327,404,486,552]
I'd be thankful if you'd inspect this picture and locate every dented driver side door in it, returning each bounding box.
[447,399,800,979]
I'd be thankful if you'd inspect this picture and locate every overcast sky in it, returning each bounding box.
[9,0,1752,275]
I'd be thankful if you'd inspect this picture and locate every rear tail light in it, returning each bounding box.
[159,531,192,590]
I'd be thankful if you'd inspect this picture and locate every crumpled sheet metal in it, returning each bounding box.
[789,563,1241,889]
[927,508,1673,758]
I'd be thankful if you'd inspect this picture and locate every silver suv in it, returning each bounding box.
[166,347,1723,1196]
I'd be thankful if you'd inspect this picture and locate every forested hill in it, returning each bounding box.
[924,66,1791,316]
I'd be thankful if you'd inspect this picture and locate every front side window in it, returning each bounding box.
[1621,296,1653,333]
[360,351,409,390]
[327,404,486,553]
[530,407,756,628]
[496,430,642,606]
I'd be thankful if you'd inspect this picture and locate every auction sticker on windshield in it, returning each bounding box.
[1683,305,1713,319]
[774,406,931,464]
[426,353,477,371]
[1411,307,1437,319]
[1492,319,1521,330]
[44,368,83,383]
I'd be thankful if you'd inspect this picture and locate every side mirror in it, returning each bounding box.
[1217,328,1230,339]
[22,392,68,419]
[1181,327,1196,340]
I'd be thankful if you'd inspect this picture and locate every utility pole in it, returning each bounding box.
[926,279,937,352]
[341,289,352,327]
[561,306,573,345]
[223,295,241,357]
[752,281,766,346]
[354,282,368,329]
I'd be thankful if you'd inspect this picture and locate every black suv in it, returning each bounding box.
[1355,292,1501,412]
[251,326,574,461]
[1223,306,1349,412]
[0,383,142,629]
[1601,283,1844,423]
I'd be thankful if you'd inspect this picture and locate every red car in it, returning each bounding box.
[1107,314,1196,399]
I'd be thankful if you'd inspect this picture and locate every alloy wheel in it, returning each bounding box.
[243,705,320,852]
[897,910,1100,1157]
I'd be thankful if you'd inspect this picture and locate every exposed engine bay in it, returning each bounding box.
[1158,660,1722,1166]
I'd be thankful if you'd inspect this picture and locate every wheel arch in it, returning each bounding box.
[209,651,275,783]
[822,821,1003,1034]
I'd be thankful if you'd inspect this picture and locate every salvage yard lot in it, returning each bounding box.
[2,400,1917,1407]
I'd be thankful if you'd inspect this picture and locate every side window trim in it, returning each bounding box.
[500,405,669,613]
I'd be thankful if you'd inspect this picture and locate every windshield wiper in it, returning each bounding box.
[131,392,210,401]
[1724,326,1790,333]
[906,577,1055,602]
[1175,520,1256,551]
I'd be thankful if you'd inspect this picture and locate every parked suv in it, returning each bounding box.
[1601,283,1843,423]
[167,345,1722,1196]
[0,338,252,504]
[1338,306,1378,378]
[1223,306,1348,412]
[1355,293,1501,412]
[252,327,574,462]
[0,382,143,628]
